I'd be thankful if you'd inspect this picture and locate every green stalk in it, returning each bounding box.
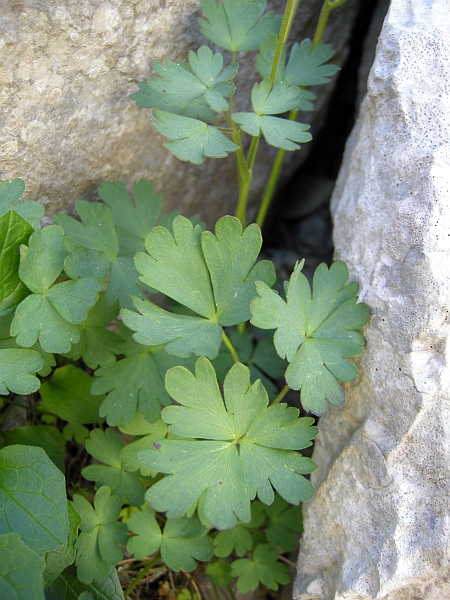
[270,0,301,84]
[255,0,348,229]
[222,330,240,363]
[272,384,290,405]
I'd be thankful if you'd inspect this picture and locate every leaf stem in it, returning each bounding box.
[123,557,162,597]
[227,584,237,600]
[255,0,347,229]
[222,330,240,363]
[272,384,290,405]
[269,0,301,85]
[211,579,221,600]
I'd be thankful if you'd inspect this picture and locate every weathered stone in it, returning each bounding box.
[295,0,450,598]
[0,0,359,225]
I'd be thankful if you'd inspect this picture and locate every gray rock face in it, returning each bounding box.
[0,0,358,225]
[294,0,450,598]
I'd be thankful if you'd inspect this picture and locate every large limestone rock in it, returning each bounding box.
[0,0,358,225]
[294,0,450,598]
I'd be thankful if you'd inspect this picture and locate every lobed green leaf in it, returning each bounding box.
[0,179,44,229]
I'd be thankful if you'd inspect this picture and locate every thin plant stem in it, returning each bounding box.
[211,579,221,600]
[124,557,161,598]
[272,384,290,405]
[270,0,301,84]
[227,584,237,600]
[222,330,240,363]
[255,0,348,229]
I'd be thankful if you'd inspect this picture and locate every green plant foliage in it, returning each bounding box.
[205,558,233,588]
[251,260,370,415]
[73,486,128,584]
[127,506,214,571]
[0,533,45,600]
[43,502,81,588]
[0,425,65,472]
[64,294,121,369]
[119,419,168,476]
[97,180,163,256]
[123,215,275,359]
[137,358,317,530]
[82,428,145,506]
[232,79,312,150]
[214,525,253,558]
[151,111,239,164]
[0,179,44,229]
[0,445,69,554]
[0,347,43,395]
[40,365,103,425]
[149,46,238,111]
[263,493,303,551]
[199,0,282,52]
[92,325,194,426]
[44,564,124,600]
[10,225,103,354]
[230,543,289,592]
[0,210,33,314]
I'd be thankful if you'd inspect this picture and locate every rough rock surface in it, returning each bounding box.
[294,0,450,598]
[0,0,358,225]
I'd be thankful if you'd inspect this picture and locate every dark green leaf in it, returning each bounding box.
[0,533,45,600]
[231,543,289,592]
[0,210,33,314]
[0,348,43,395]
[0,425,65,472]
[205,559,233,588]
[0,445,69,554]
[214,525,253,557]
[40,365,103,425]
[138,358,317,530]
[263,494,302,551]
[199,0,282,52]
[251,260,370,415]
[44,564,124,600]
[43,502,81,587]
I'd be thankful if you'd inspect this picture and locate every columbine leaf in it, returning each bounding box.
[10,226,103,354]
[127,506,213,571]
[263,494,303,552]
[0,348,43,395]
[43,502,81,587]
[250,79,300,115]
[137,357,317,530]
[97,180,163,256]
[199,0,282,52]
[149,46,237,109]
[44,564,124,600]
[0,179,44,229]
[40,365,103,425]
[0,210,33,314]
[123,215,275,359]
[82,428,145,506]
[55,202,144,310]
[0,533,45,600]
[73,486,128,584]
[152,110,238,164]
[206,559,233,588]
[64,293,121,369]
[92,331,194,426]
[119,419,168,476]
[0,445,69,554]
[251,260,370,415]
[214,525,253,557]
[285,39,338,86]
[231,543,289,592]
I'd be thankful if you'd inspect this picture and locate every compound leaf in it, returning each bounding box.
[152,110,238,164]
[214,525,253,558]
[97,180,163,256]
[0,179,44,229]
[44,564,124,600]
[0,210,33,314]
[137,358,317,530]
[0,533,45,600]
[285,39,338,86]
[263,494,303,551]
[73,487,127,584]
[251,261,370,415]
[231,543,289,592]
[82,429,145,506]
[40,365,103,425]
[0,348,43,395]
[124,216,275,359]
[127,507,213,572]
[199,0,282,52]
[0,445,69,554]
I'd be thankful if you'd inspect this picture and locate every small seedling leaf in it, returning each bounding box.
[0,179,44,229]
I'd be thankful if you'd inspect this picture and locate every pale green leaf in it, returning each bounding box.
[0,533,45,600]
[285,39,338,86]
[0,445,68,554]
[0,348,43,395]
[250,79,300,115]
[138,358,317,530]
[232,112,311,150]
[251,261,370,414]
[0,179,44,229]
[199,0,282,52]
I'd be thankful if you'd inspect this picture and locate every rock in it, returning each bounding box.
[0,0,359,226]
[294,0,450,598]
